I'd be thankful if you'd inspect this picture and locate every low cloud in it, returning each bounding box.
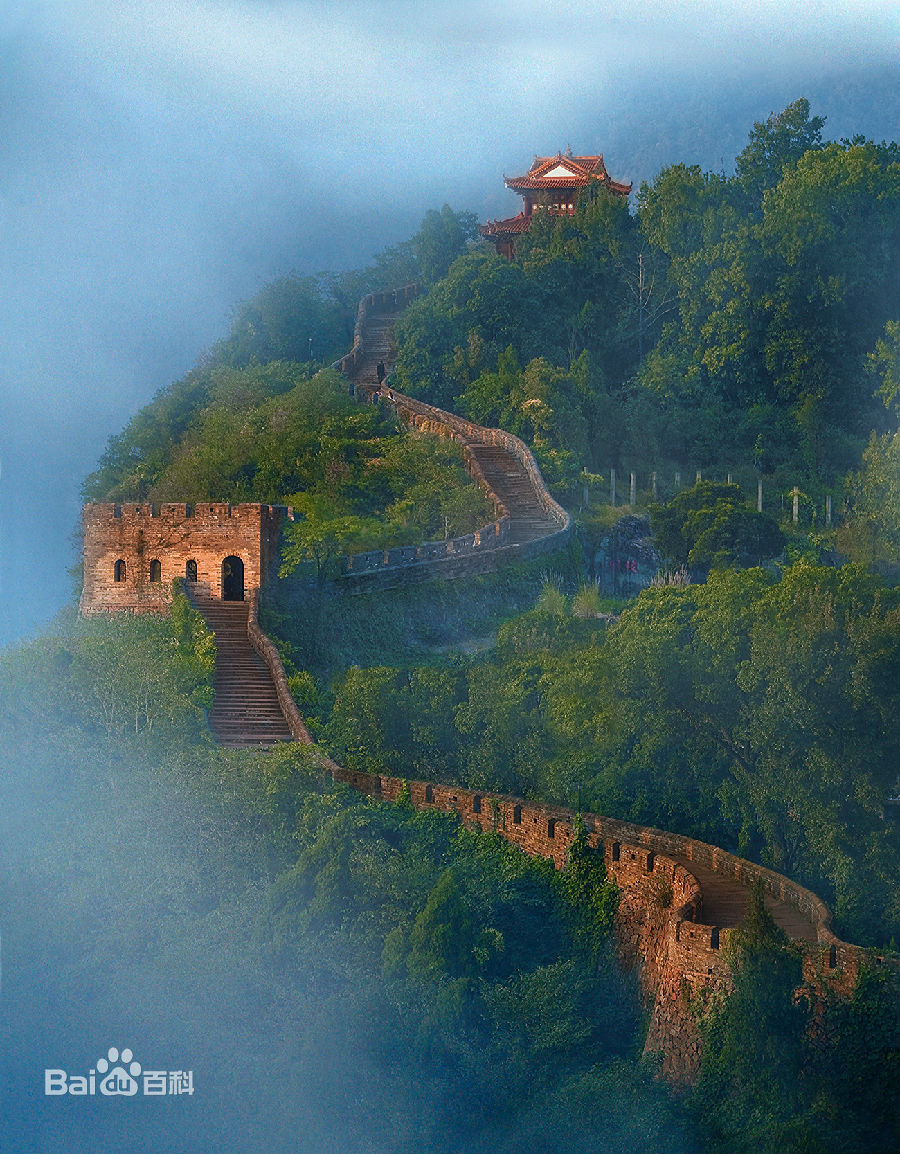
[1,0,897,643]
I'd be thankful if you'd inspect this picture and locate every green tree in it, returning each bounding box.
[736,562,900,936]
[650,480,784,570]
[868,319,900,418]
[760,139,900,462]
[735,97,826,206]
[212,273,350,369]
[559,815,619,956]
[839,429,900,569]
[412,204,480,285]
[810,966,900,1152]
[694,883,811,1154]
[280,494,387,587]
[406,868,479,982]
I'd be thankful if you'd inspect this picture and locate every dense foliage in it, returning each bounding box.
[321,563,900,948]
[391,101,899,494]
[10,99,899,1153]
[3,605,896,1152]
[1,613,696,1154]
[81,203,478,505]
[650,480,785,571]
[694,885,899,1154]
[82,367,491,558]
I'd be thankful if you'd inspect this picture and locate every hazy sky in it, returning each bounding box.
[1,0,897,643]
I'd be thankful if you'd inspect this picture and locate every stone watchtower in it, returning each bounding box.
[79,502,292,614]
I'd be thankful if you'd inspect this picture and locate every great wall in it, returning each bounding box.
[79,286,891,1083]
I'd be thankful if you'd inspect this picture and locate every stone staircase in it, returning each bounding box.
[182,294,564,747]
[345,301,563,549]
[161,289,877,1086]
[174,288,862,1049]
[188,590,294,747]
[466,442,559,545]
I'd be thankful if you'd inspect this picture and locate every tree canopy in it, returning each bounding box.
[650,480,784,570]
[388,102,898,495]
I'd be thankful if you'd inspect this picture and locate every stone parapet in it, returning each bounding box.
[301,761,889,1084]
[246,589,312,744]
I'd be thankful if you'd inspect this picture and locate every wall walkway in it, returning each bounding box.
[317,286,888,1081]
[332,288,571,588]
[111,285,885,1081]
[304,760,885,1083]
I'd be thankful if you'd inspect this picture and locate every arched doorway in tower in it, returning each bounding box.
[222,556,245,601]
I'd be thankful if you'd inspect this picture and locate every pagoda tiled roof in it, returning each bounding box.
[504,151,631,195]
[479,213,532,238]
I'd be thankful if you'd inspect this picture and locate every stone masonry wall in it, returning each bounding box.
[315,761,883,1084]
[80,502,291,613]
[78,284,887,1083]
[81,284,571,610]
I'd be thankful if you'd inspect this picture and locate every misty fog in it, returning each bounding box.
[1,0,896,644]
[1,6,898,1150]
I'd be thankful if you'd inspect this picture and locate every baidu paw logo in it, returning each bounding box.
[45,1042,193,1097]
[97,1047,141,1096]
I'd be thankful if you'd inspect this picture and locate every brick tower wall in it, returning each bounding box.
[80,502,291,613]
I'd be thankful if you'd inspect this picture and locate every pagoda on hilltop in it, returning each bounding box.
[480,149,632,258]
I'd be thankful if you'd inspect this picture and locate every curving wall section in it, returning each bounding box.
[303,286,889,1081]
[306,763,886,1083]
[331,287,571,585]
[331,283,422,379]
[80,283,889,1083]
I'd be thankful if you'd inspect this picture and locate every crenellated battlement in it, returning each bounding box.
[315,763,892,1084]
[77,285,893,1088]
[84,501,288,524]
[80,502,293,614]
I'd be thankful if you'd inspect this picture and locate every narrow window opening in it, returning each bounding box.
[547,819,556,839]
[185,559,198,582]
[711,928,720,950]
[472,795,482,814]
[611,841,620,862]
[149,559,162,582]
[425,784,434,803]
[513,805,522,825]
[828,945,837,969]
[646,852,655,873]
[114,559,126,582]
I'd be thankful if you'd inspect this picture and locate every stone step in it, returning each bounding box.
[186,591,295,748]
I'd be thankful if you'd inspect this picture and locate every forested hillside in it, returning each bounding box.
[0,608,687,1153]
[321,564,900,947]
[82,366,492,564]
[3,99,898,1153]
[2,605,897,1153]
[391,100,898,506]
